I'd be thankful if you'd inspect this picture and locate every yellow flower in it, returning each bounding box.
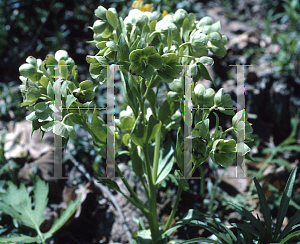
[163,10,168,17]
[132,0,144,9]
[139,3,154,12]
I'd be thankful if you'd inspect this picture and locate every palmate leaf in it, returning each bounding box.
[0,176,81,244]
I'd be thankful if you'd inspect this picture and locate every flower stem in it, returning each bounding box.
[143,145,161,243]
[152,124,161,184]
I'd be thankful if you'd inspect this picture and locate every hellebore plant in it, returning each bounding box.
[15,4,255,244]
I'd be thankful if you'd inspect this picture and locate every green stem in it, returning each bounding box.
[223,127,235,134]
[163,185,183,232]
[199,165,204,197]
[178,55,196,60]
[179,42,191,48]
[208,169,226,212]
[152,124,161,184]
[61,113,74,124]
[85,124,147,216]
[143,145,161,243]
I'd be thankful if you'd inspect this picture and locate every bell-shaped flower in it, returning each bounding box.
[210,139,236,167]
[232,110,253,139]
[72,80,95,104]
[115,106,136,131]
[192,84,215,107]
[129,46,163,79]
[157,53,182,83]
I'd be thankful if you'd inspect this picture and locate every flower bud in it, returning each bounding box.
[19,63,37,78]
[208,32,222,46]
[198,16,213,27]
[55,50,69,61]
[174,9,188,26]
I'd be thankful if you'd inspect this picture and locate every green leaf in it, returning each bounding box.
[156,139,174,184]
[208,32,222,46]
[130,146,144,178]
[158,99,180,125]
[210,139,236,167]
[162,209,205,238]
[0,234,39,243]
[214,88,233,108]
[278,230,300,244]
[131,112,146,147]
[275,167,298,240]
[182,18,190,42]
[181,237,221,244]
[146,115,161,143]
[199,63,214,85]
[91,109,107,145]
[210,21,221,32]
[118,34,130,61]
[41,121,54,132]
[0,176,80,243]
[0,176,48,230]
[95,5,107,19]
[44,195,81,240]
[47,81,54,100]
[227,202,264,234]
[136,229,152,244]
[198,56,214,66]
[106,10,118,29]
[106,40,118,51]
[66,94,77,108]
[253,177,272,241]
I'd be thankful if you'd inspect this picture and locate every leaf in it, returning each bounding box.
[182,18,190,42]
[106,10,118,29]
[181,237,221,244]
[0,176,81,244]
[253,177,272,239]
[47,81,54,100]
[131,112,146,147]
[227,202,264,233]
[130,146,144,178]
[199,63,215,86]
[136,229,152,244]
[162,209,205,238]
[66,94,77,108]
[91,109,107,145]
[146,115,161,144]
[275,167,298,240]
[158,99,180,125]
[43,195,82,240]
[0,234,39,243]
[0,176,48,231]
[118,34,130,61]
[156,138,174,184]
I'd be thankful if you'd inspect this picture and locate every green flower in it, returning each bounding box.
[72,80,95,104]
[129,46,163,79]
[232,110,253,139]
[192,84,215,107]
[115,106,135,131]
[157,53,182,83]
[213,88,235,115]
[210,139,236,167]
